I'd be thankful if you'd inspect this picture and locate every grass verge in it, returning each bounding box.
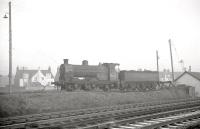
[0,88,189,117]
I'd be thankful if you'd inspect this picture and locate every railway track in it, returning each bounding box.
[59,101,200,129]
[111,109,200,129]
[0,98,200,129]
[0,98,195,125]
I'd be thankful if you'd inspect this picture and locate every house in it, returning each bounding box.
[174,71,200,96]
[14,67,55,90]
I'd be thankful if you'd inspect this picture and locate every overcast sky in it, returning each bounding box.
[0,0,200,75]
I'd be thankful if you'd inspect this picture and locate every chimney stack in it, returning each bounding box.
[64,59,68,64]
[48,66,51,71]
[188,66,191,72]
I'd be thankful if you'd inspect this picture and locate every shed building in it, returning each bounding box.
[175,71,200,96]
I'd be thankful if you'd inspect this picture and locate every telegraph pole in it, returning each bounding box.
[169,39,174,83]
[9,1,12,94]
[3,1,12,94]
[156,50,160,82]
[4,2,13,94]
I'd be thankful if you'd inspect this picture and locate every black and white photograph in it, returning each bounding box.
[0,0,200,128]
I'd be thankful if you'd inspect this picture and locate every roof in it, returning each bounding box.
[15,69,54,80]
[175,71,200,82]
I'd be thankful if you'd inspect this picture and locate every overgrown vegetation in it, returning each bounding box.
[0,88,189,117]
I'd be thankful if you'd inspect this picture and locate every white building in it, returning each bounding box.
[175,71,200,96]
[14,67,55,90]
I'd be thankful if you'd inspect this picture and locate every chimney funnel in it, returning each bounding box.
[64,59,68,64]
[82,60,88,65]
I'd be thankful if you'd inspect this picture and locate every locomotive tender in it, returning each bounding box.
[54,59,159,91]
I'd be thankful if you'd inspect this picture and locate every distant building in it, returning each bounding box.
[174,71,200,96]
[14,66,55,90]
[159,69,183,82]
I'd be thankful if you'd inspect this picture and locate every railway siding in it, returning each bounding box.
[114,110,200,129]
[0,99,200,129]
[1,98,195,126]
[1,98,200,129]
[82,107,200,129]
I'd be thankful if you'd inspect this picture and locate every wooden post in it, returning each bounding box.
[156,50,160,83]
[169,39,174,82]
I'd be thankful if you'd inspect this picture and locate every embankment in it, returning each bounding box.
[0,87,190,117]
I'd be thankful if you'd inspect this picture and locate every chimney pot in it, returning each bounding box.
[64,59,68,64]
[189,66,191,72]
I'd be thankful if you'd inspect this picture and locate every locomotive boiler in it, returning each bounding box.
[54,59,159,91]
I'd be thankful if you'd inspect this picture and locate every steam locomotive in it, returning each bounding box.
[53,59,160,91]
